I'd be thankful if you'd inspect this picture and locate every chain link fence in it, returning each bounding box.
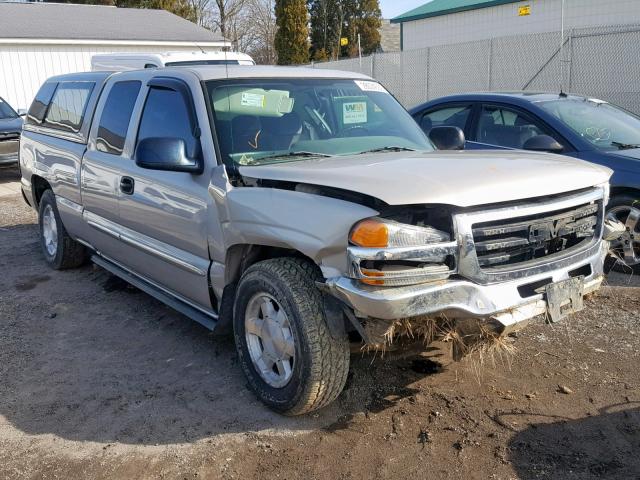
[309,24,640,115]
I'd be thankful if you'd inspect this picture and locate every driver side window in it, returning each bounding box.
[476,105,547,149]
[137,87,199,159]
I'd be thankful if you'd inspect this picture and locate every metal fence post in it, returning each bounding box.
[568,29,574,91]
[487,38,493,91]
[426,47,430,100]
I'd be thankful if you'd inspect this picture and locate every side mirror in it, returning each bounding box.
[17,109,27,117]
[135,137,203,174]
[523,135,564,153]
[429,126,465,150]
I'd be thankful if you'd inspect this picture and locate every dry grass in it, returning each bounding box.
[367,315,517,365]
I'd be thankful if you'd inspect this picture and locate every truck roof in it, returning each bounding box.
[184,65,373,81]
[42,70,114,84]
[41,66,373,84]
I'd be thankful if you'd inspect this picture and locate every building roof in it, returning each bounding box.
[391,0,521,23]
[0,2,226,45]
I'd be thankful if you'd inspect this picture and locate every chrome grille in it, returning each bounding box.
[472,202,600,269]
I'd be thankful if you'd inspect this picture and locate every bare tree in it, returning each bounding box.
[241,0,277,63]
[188,0,213,26]
[208,0,248,42]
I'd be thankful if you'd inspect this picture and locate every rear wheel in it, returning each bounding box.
[233,257,350,415]
[607,194,640,273]
[38,190,87,270]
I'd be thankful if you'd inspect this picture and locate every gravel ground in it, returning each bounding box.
[1,167,639,479]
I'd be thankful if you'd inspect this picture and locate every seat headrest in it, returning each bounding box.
[232,115,261,132]
[261,112,302,135]
[419,115,432,132]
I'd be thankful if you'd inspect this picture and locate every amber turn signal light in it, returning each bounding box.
[350,219,389,247]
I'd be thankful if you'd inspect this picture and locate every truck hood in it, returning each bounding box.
[239,150,612,207]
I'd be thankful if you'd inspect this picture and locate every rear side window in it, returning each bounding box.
[44,82,95,133]
[137,87,198,158]
[96,81,141,155]
[27,82,58,124]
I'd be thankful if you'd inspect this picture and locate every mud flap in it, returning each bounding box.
[545,276,585,323]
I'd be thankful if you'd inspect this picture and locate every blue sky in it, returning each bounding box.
[379,0,431,19]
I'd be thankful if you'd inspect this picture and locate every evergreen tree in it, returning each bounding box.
[275,0,310,65]
[352,0,381,55]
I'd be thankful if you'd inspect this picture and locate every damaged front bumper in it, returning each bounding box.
[326,240,608,336]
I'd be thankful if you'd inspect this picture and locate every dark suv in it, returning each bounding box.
[0,96,23,166]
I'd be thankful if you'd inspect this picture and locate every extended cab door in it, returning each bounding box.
[81,79,143,256]
[106,72,216,310]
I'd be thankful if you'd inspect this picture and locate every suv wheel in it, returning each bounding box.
[38,190,87,269]
[233,257,350,415]
[607,194,640,273]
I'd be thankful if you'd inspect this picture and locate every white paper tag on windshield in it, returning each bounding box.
[343,101,368,124]
[241,92,265,108]
[354,80,387,93]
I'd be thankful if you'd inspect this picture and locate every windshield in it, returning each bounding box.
[538,98,640,151]
[0,98,18,120]
[205,78,432,166]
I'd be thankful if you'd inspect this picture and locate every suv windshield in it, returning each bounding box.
[538,98,640,151]
[205,78,432,166]
[0,97,18,120]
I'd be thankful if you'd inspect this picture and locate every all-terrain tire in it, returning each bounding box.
[233,257,350,415]
[607,194,640,274]
[38,190,87,270]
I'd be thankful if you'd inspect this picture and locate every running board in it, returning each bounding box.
[91,254,218,331]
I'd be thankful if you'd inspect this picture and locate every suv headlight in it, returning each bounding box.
[348,218,456,286]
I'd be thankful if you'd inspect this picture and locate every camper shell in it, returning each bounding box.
[91,51,255,71]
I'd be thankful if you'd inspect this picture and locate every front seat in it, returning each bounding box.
[260,113,303,151]
[231,115,262,152]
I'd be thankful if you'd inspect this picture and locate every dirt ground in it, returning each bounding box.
[1,167,639,480]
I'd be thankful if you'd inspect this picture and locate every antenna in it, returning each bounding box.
[559,0,566,96]
[195,42,206,54]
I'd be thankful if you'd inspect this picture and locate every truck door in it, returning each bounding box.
[81,79,142,256]
[109,74,215,310]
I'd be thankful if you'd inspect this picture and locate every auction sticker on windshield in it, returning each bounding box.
[241,92,265,108]
[354,80,387,93]
[343,102,368,124]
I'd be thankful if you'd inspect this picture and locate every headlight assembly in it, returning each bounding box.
[348,217,457,287]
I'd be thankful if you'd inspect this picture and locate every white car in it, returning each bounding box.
[91,51,255,71]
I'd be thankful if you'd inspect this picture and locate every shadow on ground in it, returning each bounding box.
[0,166,20,184]
[0,221,443,446]
[504,403,640,479]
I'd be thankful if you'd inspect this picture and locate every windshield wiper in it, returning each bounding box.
[255,151,333,162]
[358,146,418,154]
[611,141,640,150]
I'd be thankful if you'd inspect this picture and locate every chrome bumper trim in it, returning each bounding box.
[326,240,607,329]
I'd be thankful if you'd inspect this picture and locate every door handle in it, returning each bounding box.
[120,176,135,195]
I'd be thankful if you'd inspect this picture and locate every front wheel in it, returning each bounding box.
[606,194,640,273]
[233,258,350,415]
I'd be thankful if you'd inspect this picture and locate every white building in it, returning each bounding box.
[392,0,640,51]
[0,2,228,110]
